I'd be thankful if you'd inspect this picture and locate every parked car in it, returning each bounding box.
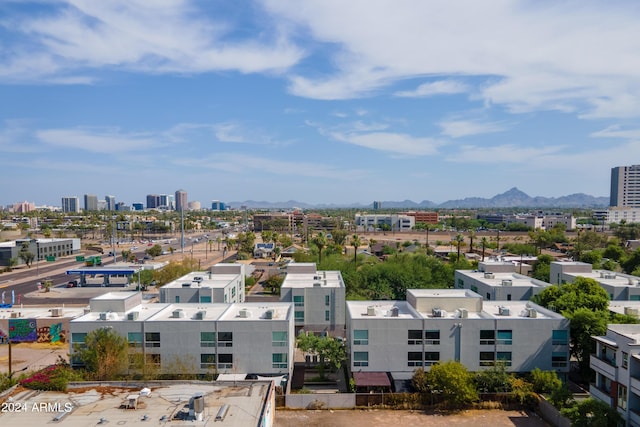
[67,280,79,288]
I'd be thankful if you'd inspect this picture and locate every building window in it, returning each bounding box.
[623,352,629,369]
[408,330,422,345]
[353,351,369,367]
[217,332,233,347]
[424,352,440,366]
[552,330,568,345]
[457,278,464,288]
[71,332,87,344]
[325,295,330,306]
[145,332,160,347]
[200,332,216,347]
[201,354,216,369]
[200,296,212,303]
[425,330,440,345]
[618,384,628,410]
[480,351,495,366]
[146,354,161,365]
[480,330,495,345]
[294,311,305,322]
[325,310,330,322]
[408,352,423,367]
[497,352,512,367]
[353,330,369,345]
[471,285,478,293]
[128,332,143,348]
[552,352,568,368]
[218,353,233,369]
[175,296,180,303]
[486,293,491,300]
[272,331,288,347]
[496,330,512,345]
[294,295,304,307]
[272,353,288,369]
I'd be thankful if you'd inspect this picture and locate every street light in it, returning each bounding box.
[30,239,40,279]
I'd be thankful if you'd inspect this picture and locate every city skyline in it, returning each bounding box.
[2,2,640,206]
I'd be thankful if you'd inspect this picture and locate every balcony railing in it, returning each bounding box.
[591,354,617,379]
[589,384,612,406]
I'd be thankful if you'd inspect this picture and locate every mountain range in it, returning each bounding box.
[230,187,609,209]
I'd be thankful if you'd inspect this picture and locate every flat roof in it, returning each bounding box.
[281,270,344,289]
[565,270,640,287]
[347,301,420,319]
[457,270,550,288]
[408,289,478,298]
[219,303,292,321]
[163,272,240,289]
[0,306,87,320]
[0,381,273,427]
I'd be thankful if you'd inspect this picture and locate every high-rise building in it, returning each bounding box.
[61,196,80,213]
[175,189,188,212]
[373,201,382,210]
[211,200,226,211]
[132,203,144,211]
[105,195,116,211]
[611,165,640,207]
[84,194,98,211]
[146,194,160,209]
[158,194,174,210]
[187,201,201,211]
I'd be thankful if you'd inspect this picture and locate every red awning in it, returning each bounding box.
[353,372,391,387]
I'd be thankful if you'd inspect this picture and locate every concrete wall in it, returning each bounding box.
[538,396,571,427]
[285,393,356,409]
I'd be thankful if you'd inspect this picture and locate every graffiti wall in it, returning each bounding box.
[0,321,66,343]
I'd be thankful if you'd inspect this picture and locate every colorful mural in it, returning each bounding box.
[8,318,37,342]
[37,324,66,343]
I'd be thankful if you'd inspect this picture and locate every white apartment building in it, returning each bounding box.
[607,207,640,225]
[455,261,551,301]
[346,289,570,382]
[591,324,640,426]
[550,261,640,300]
[611,165,640,208]
[280,263,346,336]
[69,292,294,378]
[354,214,415,232]
[159,264,245,304]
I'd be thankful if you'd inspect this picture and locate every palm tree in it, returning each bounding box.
[468,230,476,253]
[454,234,465,261]
[312,232,328,264]
[351,234,362,265]
[481,237,489,261]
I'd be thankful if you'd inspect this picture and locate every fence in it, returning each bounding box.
[285,393,356,409]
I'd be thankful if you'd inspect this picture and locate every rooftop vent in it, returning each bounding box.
[313,275,322,281]
[600,272,616,279]
[366,306,376,316]
[239,308,249,318]
[193,276,203,283]
[265,310,273,319]
[215,404,230,422]
[127,311,139,321]
[313,282,322,287]
[99,312,108,320]
[390,307,399,317]
[484,273,495,279]
[526,308,537,318]
[501,279,513,286]
[195,310,206,320]
[498,306,511,316]
[458,308,468,318]
[50,307,63,317]
[625,307,639,317]
[182,282,192,288]
[172,309,185,319]
[432,308,446,318]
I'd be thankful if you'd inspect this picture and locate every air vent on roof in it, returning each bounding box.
[432,308,446,318]
[526,308,537,318]
[99,312,107,320]
[367,306,376,316]
[265,310,273,319]
[51,307,63,317]
[182,282,191,287]
[127,311,139,321]
[390,307,399,317]
[604,273,617,279]
[172,309,185,318]
[313,282,322,287]
[498,306,511,316]
[313,275,322,281]
[484,273,495,279]
[239,309,249,318]
[458,308,468,318]
[625,307,639,316]
[501,279,513,286]
[193,276,203,283]
[195,310,206,320]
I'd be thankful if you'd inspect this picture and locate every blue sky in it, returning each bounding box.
[2,0,640,207]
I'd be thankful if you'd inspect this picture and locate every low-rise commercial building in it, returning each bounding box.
[550,261,640,300]
[346,289,570,382]
[159,264,245,304]
[354,214,415,232]
[0,238,80,268]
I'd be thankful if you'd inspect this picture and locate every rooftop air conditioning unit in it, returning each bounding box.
[127,311,139,321]
[458,308,468,318]
[498,306,510,316]
[501,279,513,286]
[51,307,63,317]
[265,310,273,319]
[193,276,203,283]
[527,308,537,318]
[432,308,445,318]
[484,273,495,279]
[239,309,249,318]
[604,273,617,279]
[195,310,206,320]
[390,307,399,317]
[313,282,322,287]
[367,306,376,316]
[99,312,108,320]
[172,309,185,318]
[313,275,322,281]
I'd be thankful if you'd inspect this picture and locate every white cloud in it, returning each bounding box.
[395,80,469,98]
[263,1,640,118]
[439,120,506,138]
[331,131,444,156]
[446,144,564,164]
[0,0,304,82]
[36,128,156,153]
[590,125,640,140]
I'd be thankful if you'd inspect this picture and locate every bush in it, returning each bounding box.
[20,364,83,391]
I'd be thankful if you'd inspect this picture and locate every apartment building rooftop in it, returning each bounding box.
[458,270,550,289]
[281,270,344,289]
[162,271,241,289]
[346,301,420,319]
[219,303,292,321]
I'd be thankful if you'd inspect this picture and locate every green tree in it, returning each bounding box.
[425,360,478,408]
[411,367,429,393]
[331,229,347,246]
[296,334,345,380]
[263,274,284,295]
[529,368,562,394]
[351,234,362,265]
[474,361,512,393]
[145,244,163,257]
[569,308,608,376]
[603,244,625,262]
[75,327,128,381]
[531,254,553,282]
[561,397,623,427]
[18,242,35,268]
[311,232,328,264]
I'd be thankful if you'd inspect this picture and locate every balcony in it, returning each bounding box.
[589,384,613,406]
[591,354,617,379]
[632,376,640,396]
[630,409,640,427]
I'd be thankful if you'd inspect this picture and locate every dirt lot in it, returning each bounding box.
[0,342,68,374]
[275,408,550,427]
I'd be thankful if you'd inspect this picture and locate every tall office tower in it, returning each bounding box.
[175,189,188,212]
[211,200,226,211]
[611,165,640,207]
[373,201,382,210]
[84,194,98,211]
[146,194,161,209]
[105,195,116,211]
[61,196,80,213]
[158,194,174,210]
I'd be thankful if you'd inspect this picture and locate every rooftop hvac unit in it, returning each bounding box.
[265,310,273,319]
[127,311,139,321]
[527,308,537,318]
[51,307,63,317]
[172,309,185,318]
[432,308,445,318]
[625,307,639,317]
[367,306,376,316]
[458,308,468,318]
[501,279,513,286]
[193,276,203,283]
[239,308,249,318]
[313,275,322,281]
[99,312,108,320]
[604,273,617,279]
[390,306,399,317]
[10,312,20,319]
[498,306,510,316]
[484,272,495,279]
[195,310,206,320]
[182,282,191,287]
[313,282,322,287]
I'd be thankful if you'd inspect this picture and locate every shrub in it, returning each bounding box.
[20,364,83,391]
